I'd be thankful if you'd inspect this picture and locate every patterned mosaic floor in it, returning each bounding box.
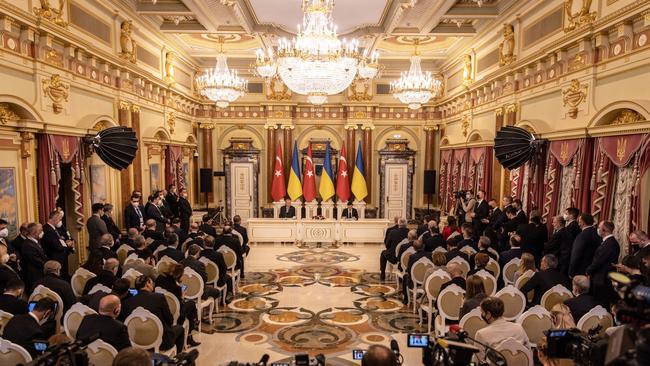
[198,248,426,365]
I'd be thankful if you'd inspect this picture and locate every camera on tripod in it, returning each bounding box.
[545,328,608,366]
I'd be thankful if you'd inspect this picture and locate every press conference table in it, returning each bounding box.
[247,218,391,245]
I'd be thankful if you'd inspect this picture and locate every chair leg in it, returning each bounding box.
[427,312,432,334]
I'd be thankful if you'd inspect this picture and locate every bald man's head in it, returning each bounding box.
[99,294,121,318]
[448,263,463,278]
[103,258,119,274]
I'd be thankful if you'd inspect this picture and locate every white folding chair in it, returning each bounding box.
[88,284,112,295]
[29,285,64,333]
[502,258,521,286]
[460,245,476,257]
[577,305,613,337]
[0,338,32,364]
[125,306,176,357]
[0,310,13,335]
[473,269,497,296]
[409,258,434,312]
[116,244,134,266]
[458,307,488,339]
[434,284,465,337]
[495,337,534,366]
[448,257,470,278]
[124,253,144,266]
[121,268,143,288]
[487,247,499,261]
[540,284,573,311]
[516,305,553,346]
[486,257,500,281]
[71,267,97,298]
[388,238,409,277]
[64,302,97,339]
[394,247,416,290]
[199,257,227,308]
[418,269,451,333]
[155,287,189,350]
[86,339,118,366]
[495,285,526,321]
[515,269,536,303]
[218,246,240,296]
[156,256,178,273]
[181,267,215,336]
[432,247,447,253]
[152,244,167,258]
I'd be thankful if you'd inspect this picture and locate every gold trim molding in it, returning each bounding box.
[0,104,20,124]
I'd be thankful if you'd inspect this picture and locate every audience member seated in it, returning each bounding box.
[468,253,493,277]
[122,228,139,248]
[422,222,445,252]
[457,223,476,251]
[142,219,165,242]
[445,236,470,264]
[385,218,409,254]
[201,236,232,297]
[469,236,497,267]
[83,258,119,295]
[520,254,569,305]
[219,225,245,278]
[564,275,600,322]
[123,236,158,280]
[417,215,431,237]
[81,251,105,275]
[32,260,76,313]
[128,235,153,260]
[0,278,28,314]
[421,252,448,284]
[513,253,537,284]
[442,216,461,241]
[401,239,431,304]
[120,275,185,353]
[233,215,250,256]
[77,294,131,351]
[499,234,524,268]
[474,297,530,361]
[569,213,600,277]
[459,275,488,319]
[87,278,131,312]
[200,215,218,238]
[380,228,415,280]
[361,344,397,366]
[97,233,119,261]
[157,233,184,262]
[439,263,466,293]
[182,244,222,301]
[113,347,152,366]
[3,297,56,357]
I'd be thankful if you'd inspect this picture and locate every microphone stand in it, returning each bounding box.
[457,333,508,366]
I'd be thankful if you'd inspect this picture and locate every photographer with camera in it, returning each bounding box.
[455,190,476,227]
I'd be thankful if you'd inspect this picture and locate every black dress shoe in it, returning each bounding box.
[187,336,201,347]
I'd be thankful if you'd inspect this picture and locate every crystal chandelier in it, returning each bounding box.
[391,40,442,110]
[254,0,379,105]
[196,38,247,109]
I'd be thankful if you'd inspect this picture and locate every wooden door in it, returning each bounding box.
[230,162,255,220]
[384,163,408,219]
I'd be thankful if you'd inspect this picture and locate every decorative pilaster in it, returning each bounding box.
[264,122,279,203]
[362,123,374,203]
[282,123,294,185]
[494,107,507,202]
[344,123,357,170]
[130,105,142,192]
[118,100,132,205]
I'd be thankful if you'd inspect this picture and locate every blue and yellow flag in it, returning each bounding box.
[351,141,368,201]
[319,142,335,201]
[287,141,303,201]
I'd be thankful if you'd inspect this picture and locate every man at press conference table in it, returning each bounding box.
[341,201,358,220]
[279,197,296,219]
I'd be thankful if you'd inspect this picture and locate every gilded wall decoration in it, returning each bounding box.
[164,51,175,85]
[0,104,19,124]
[33,0,67,27]
[462,54,473,87]
[611,109,643,125]
[266,76,291,101]
[564,0,596,32]
[167,111,176,135]
[499,24,516,66]
[42,74,69,114]
[44,49,64,68]
[347,78,372,101]
[461,113,471,137]
[119,20,137,63]
[561,79,587,119]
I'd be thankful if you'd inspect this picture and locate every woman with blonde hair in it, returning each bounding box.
[550,303,576,329]
[513,252,536,283]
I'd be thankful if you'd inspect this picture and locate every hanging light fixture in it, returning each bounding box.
[195,37,247,109]
[254,0,379,105]
[391,39,442,110]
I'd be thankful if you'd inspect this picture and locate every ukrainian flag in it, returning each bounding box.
[287,141,303,201]
[319,142,335,201]
[351,141,368,201]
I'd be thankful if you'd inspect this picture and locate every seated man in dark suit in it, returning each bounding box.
[0,278,28,314]
[439,263,467,293]
[199,215,218,238]
[469,236,497,270]
[380,229,416,280]
[182,244,222,301]
[422,222,445,252]
[32,260,76,313]
[520,254,570,305]
[3,297,56,357]
[96,233,118,261]
[499,235,524,268]
[444,236,470,264]
[77,294,131,351]
[233,215,250,256]
[457,224,477,251]
[120,275,185,353]
[401,239,432,304]
[564,275,600,322]
[86,278,131,312]
[341,202,358,220]
[157,233,184,263]
[278,197,296,218]
[219,225,245,278]
[384,217,399,248]
[200,236,232,298]
[83,258,119,295]
[385,218,409,252]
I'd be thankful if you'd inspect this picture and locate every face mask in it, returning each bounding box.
[563,214,569,221]
[0,228,8,238]
[465,194,471,199]
[56,221,63,228]
[38,232,44,239]
[132,201,139,206]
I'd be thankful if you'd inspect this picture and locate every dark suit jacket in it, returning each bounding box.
[474,200,490,234]
[445,248,470,264]
[489,207,504,229]
[101,215,122,241]
[564,293,600,322]
[76,314,131,351]
[21,238,48,289]
[569,226,601,277]
[405,250,432,278]
[96,246,118,261]
[41,223,70,267]
[124,204,145,230]
[459,293,488,320]
[341,208,358,220]
[0,293,28,315]
[199,223,218,238]
[586,236,620,286]
[386,227,409,250]
[422,233,445,252]
[517,223,548,263]
[458,238,477,251]
[120,291,175,348]
[384,225,399,247]
[83,270,117,295]
[233,224,249,246]
[178,198,192,232]
[499,247,523,268]
[566,220,581,241]
[145,204,166,231]
[0,264,19,293]
[157,246,184,263]
[181,257,208,284]
[86,215,108,253]
[200,248,229,286]
[520,268,570,305]
[219,234,244,268]
[440,276,467,293]
[166,192,180,217]
[416,223,429,238]
[279,205,296,218]
[544,228,573,274]
[155,274,183,303]
[3,313,49,357]
[33,274,76,313]
[515,211,528,226]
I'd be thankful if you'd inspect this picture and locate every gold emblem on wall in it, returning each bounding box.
[167,111,176,135]
[499,24,516,66]
[266,76,291,101]
[164,51,176,85]
[119,20,137,64]
[42,74,69,114]
[33,0,67,27]
[611,109,643,125]
[44,49,64,67]
[0,104,19,125]
[462,54,473,87]
[616,138,626,162]
[562,79,587,119]
[347,78,372,101]
[564,0,597,32]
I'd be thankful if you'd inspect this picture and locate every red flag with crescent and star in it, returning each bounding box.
[336,144,350,202]
[302,144,317,202]
[271,142,286,202]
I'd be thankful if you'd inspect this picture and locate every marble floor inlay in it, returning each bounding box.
[197,245,426,365]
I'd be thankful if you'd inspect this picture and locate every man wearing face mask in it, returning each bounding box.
[87,203,109,254]
[473,190,490,238]
[124,194,145,231]
[178,187,192,234]
[166,184,180,218]
[568,213,600,278]
[41,210,74,276]
[21,223,48,290]
[564,207,581,241]
[3,297,56,357]
[615,230,650,276]
[544,215,574,276]
[76,294,131,351]
[146,193,167,232]
[474,297,530,361]
[0,218,8,247]
[586,221,620,307]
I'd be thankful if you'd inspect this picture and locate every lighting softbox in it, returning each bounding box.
[84,126,138,170]
[494,126,545,170]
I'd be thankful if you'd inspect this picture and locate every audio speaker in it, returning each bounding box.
[200,169,213,193]
[423,170,436,195]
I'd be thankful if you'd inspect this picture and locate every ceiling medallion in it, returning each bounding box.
[195,37,247,109]
[254,0,379,105]
[391,39,442,110]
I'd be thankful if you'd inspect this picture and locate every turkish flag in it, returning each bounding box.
[302,144,317,202]
[336,144,350,202]
[271,142,286,202]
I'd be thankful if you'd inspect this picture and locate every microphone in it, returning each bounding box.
[390,339,400,355]
[258,354,270,366]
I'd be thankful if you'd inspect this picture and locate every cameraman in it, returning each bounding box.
[456,190,476,226]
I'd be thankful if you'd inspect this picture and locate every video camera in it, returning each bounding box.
[19,334,100,366]
[545,328,608,366]
[153,349,200,366]
[453,190,467,199]
[406,330,504,366]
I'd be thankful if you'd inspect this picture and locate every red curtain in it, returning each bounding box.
[542,139,584,230]
[572,138,594,213]
[439,150,453,212]
[37,135,57,222]
[165,146,184,189]
[439,147,494,214]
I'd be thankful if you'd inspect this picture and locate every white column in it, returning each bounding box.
[304,200,318,219]
[354,200,366,220]
[292,200,303,219]
[272,201,283,218]
[321,200,335,219]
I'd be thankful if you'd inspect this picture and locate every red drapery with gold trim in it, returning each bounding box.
[165,146,185,189]
[542,139,584,228]
[440,147,494,214]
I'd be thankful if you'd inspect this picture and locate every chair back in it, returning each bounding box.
[495,285,526,321]
[486,258,500,281]
[487,247,499,261]
[88,284,111,295]
[116,244,134,265]
[180,267,205,300]
[540,285,573,311]
[448,257,470,278]
[495,337,533,366]
[502,258,521,285]
[458,307,487,339]
[577,305,613,337]
[152,244,167,257]
[400,247,416,271]
[124,306,164,351]
[394,239,408,258]
[71,267,97,298]
[474,269,497,296]
[121,268,143,287]
[29,285,64,331]
[218,247,237,270]
[64,302,97,339]
[432,246,447,253]
[516,305,553,345]
[436,284,465,321]
[411,258,434,286]
[156,256,178,273]
[515,269,536,302]
[86,339,117,366]
[124,253,144,266]
[0,310,13,335]
[155,287,181,325]
[199,257,219,285]
[460,245,476,256]
[0,338,32,364]
[424,269,452,301]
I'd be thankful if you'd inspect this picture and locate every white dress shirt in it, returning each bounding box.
[474,318,530,361]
